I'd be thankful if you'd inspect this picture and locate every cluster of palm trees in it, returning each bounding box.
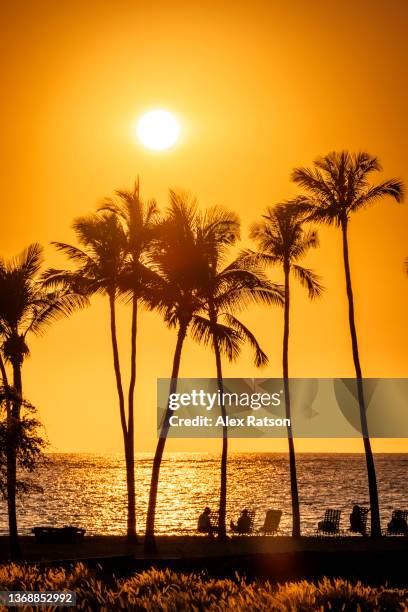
[0,245,88,557]
[0,150,404,557]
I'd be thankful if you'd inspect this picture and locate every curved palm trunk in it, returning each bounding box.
[214,338,228,541]
[0,354,8,388]
[341,221,381,538]
[144,323,188,554]
[0,354,21,559]
[125,293,137,542]
[283,262,301,538]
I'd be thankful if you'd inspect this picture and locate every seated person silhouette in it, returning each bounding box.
[388,510,408,535]
[230,509,252,534]
[349,505,366,535]
[198,507,213,534]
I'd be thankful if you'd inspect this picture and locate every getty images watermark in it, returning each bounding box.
[157,378,408,438]
[167,388,289,429]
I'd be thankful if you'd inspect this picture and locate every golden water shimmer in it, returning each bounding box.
[3,453,406,536]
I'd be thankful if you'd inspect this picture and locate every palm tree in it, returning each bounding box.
[43,210,155,543]
[143,192,209,553]
[0,384,47,502]
[247,201,322,537]
[292,151,404,537]
[0,244,85,558]
[145,193,263,551]
[193,207,284,539]
[99,180,160,541]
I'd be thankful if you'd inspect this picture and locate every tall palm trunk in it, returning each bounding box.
[125,292,137,542]
[283,261,301,538]
[6,426,19,559]
[0,354,20,559]
[108,291,133,540]
[214,336,228,541]
[144,323,188,554]
[341,220,381,537]
[9,356,23,559]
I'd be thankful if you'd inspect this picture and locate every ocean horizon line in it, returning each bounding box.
[43,450,407,456]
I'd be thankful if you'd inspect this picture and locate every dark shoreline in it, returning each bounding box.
[1,536,407,585]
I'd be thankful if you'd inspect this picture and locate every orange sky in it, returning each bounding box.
[1,0,407,453]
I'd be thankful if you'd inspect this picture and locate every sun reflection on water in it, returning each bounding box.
[2,453,406,536]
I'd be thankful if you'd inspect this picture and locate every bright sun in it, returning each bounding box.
[135,109,180,151]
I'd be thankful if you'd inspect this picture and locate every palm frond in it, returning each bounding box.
[292,166,336,204]
[52,242,95,266]
[292,264,324,299]
[222,313,268,367]
[25,291,90,336]
[352,178,404,211]
[190,315,241,362]
[9,244,44,278]
[290,229,319,260]
[238,248,282,268]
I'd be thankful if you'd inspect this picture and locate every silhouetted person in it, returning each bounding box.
[388,510,408,535]
[230,509,252,534]
[349,505,366,535]
[198,507,213,534]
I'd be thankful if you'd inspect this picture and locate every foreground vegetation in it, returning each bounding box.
[0,564,407,611]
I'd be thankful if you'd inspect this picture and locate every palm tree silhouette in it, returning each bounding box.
[193,206,283,539]
[0,244,85,558]
[145,193,267,550]
[247,201,322,537]
[144,192,211,553]
[292,151,404,537]
[43,213,143,541]
[99,180,160,541]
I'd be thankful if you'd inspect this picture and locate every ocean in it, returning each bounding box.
[1,453,407,536]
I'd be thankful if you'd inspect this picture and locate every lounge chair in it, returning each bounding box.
[32,526,85,543]
[230,510,256,535]
[386,510,408,535]
[259,509,282,535]
[349,506,369,536]
[316,509,341,536]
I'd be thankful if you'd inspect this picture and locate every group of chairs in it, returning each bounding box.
[199,506,408,537]
[202,509,282,536]
[316,507,408,537]
[245,509,282,535]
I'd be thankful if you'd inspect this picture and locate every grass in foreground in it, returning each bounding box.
[0,564,407,611]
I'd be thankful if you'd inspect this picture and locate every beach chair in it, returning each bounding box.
[349,506,369,536]
[230,510,256,535]
[386,509,408,535]
[209,511,220,534]
[259,509,282,535]
[316,509,341,536]
[32,526,85,543]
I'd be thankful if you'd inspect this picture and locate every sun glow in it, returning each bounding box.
[135,109,180,151]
